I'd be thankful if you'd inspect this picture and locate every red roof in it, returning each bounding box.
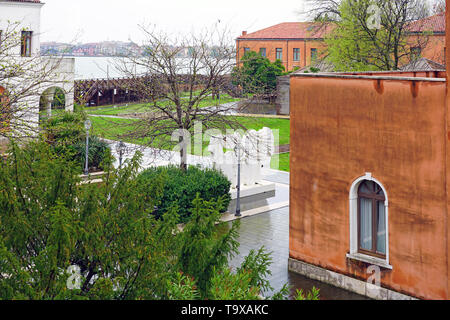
[237,22,331,40]
[240,14,445,41]
[407,12,445,33]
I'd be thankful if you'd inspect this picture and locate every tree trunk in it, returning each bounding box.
[179,135,188,172]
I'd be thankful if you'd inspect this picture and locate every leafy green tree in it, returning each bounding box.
[0,139,320,300]
[324,0,431,71]
[0,140,176,299]
[178,195,240,298]
[232,51,286,95]
[41,111,110,172]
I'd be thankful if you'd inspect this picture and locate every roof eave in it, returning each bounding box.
[236,37,324,41]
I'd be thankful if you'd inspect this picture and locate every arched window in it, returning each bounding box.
[358,180,386,257]
[348,173,391,269]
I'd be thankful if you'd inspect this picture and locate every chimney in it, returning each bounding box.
[242,31,247,36]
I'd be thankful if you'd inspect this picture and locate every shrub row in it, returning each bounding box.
[138,165,231,223]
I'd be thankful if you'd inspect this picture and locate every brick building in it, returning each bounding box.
[237,13,446,72]
[236,22,330,72]
[407,12,445,65]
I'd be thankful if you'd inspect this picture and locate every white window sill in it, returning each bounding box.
[346,253,393,270]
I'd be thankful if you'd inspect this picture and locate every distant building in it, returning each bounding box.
[236,22,329,72]
[239,14,446,72]
[0,0,75,135]
[41,41,143,57]
[407,12,445,65]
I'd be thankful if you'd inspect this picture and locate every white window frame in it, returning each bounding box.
[347,173,393,269]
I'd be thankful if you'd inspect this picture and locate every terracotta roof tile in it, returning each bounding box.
[407,12,445,33]
[237,22,331,40]
[241,14,445,41]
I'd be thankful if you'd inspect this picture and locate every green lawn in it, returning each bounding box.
[271,152,290,172]
[89,114,290,171]
[234,117,290,146]
[85,95,240,116]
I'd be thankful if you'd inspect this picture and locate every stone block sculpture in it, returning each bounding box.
[207,127,275,188]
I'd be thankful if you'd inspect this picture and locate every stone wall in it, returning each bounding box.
[288,258,415,300]
[276,76,290,115]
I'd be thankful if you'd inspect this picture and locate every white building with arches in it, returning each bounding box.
[0,0,74,137]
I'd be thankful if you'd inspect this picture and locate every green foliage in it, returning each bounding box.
[166,272,200,300]
[209,267,262,300]
[209,247,289,300]
[42,110,87,146]
[52,88,66,109]
[232,51,286,95]
[236,247,273,293]
[325,0,380,71]
[0,140,177,299]
[295,286,321,300]
[325,0,429,71]
[73,103,85,113]
[69,136,111,172]
[178,195,239,298]
[0,139,316,300]
[137,165,231,222]
[41,111,111,172]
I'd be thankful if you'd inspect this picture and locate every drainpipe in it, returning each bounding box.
[236,40,240,66]
[304,40,307,67]
[286,40,289,71]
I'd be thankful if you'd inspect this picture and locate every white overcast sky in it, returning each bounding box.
[40,0,309,43]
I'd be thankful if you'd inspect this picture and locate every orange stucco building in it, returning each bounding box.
[288,4,450,300]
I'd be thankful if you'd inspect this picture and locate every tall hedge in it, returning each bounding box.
[138,165,231,222]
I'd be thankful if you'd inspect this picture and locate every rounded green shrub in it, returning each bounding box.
[138,165,231,222]
[42,111,111,172]
[70,136,111,172]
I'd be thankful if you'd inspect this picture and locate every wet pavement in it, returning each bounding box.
[226,207,368,300]
[225,170,368,300]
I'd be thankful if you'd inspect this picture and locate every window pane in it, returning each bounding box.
[311,48,317,60]
[360,197,372,250]
[293,48,300,61]
[260,48,266,57]
[359,181,374,194]
[377,201,386,254]
[26,37,31,55]
[276,48,282,60]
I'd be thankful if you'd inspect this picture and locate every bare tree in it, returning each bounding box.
[0,21,73,141]
[302,0,342,21]
[113,25,250,170]
[432,0,446,13]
